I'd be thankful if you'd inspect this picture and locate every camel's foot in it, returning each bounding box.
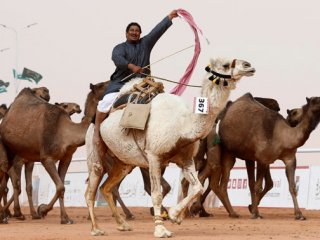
[168,207,183,225]
[150,206,169,220]
[199,208,213,218]
[14,214,26,220]
[295,213,306,220]
[37,204,48,218]
[228,212,240,218]
[31,213,41,220]
[250,213,263,219]
[117,221,132,231]
[154,225,173,238]
[4,209,12,218]
[91,228,106,236]
[61,215,74,224]
[0,213,8,224]
[125,213,135,220]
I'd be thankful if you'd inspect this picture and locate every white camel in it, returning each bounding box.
[85,57,255,237]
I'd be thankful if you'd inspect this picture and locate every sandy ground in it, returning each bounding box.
[1,206,320,240]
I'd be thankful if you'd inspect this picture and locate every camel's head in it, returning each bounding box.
[206,58,255,89]
[55,102,82,116]
[32,87,50,102]
[286,108,303,127]
[0,103,8,119]
[89,81,109,100]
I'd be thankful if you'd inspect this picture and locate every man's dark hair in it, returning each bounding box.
[126,22,142,33]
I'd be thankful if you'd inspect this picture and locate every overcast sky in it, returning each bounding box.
[1,0,320,162]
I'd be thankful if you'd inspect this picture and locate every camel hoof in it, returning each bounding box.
[228,213,240,218]
[295,215,306,220]
[117,222,132,231]
[31,214,42,220]
[126,214,135,220]
[154,225,173,238]
[199,209,213,218]
[14,214,26,220]
[37,204,48,218]
[251,214,263,219]
[91,229,105,236]
[248,204,253,213]
[1,216,8,224]
[61,219,74,224]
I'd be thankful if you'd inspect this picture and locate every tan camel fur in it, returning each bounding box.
[182,97,281,218]
[85,57,255,237]
[214,93,320,220]
[0,83,102,224]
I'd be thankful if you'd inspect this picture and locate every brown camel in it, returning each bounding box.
[0,87,51,220]
[182,97,281,218]
[214,93,320,220]
[0,104,8,119]
[0,83,101,224]
[55,102,82,115]
[3,101,85,221]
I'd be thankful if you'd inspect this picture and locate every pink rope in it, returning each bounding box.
[170,9,202,96]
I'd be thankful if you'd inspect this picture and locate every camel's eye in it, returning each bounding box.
[222,63,230,69]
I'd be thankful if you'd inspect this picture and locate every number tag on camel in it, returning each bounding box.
[194,97,208,114]
[120,103,151,130]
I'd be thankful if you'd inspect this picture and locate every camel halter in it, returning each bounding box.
[205,59,237,86]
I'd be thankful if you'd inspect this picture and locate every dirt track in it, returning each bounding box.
[1,206,320,240]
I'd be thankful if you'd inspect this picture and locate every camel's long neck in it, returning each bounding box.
[289,109,320,147]
[67,115,93,146]
[186,81,231,140]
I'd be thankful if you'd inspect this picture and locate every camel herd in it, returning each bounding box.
[0,57,320,238]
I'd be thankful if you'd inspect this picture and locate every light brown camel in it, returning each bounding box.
[0,104,8,120]
[3,101,84,221]
[214,93,320,220]
[182,97,281,218]
[55,102,82,116]
[85,57,255,237]
[0,87,50,220]
[0,82,103,224]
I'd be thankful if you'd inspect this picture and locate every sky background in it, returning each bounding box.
[1,0,320,165]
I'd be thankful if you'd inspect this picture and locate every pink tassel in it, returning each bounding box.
[170,9,203,96]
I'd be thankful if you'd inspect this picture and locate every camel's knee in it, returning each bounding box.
[265,180,273,192]
[56,183,65,196]
[26,184,33,196]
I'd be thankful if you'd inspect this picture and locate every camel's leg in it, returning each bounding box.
[256,164,273,205]
[218,151,239,218]
[7,160,25,220]
[168,159,203,227]
[284,158,305,220]
[0,172,9,223]
[1,173,12,218]
[24,162,40,219]
[37,158,66,222]
[249,162,267,219]
[100,160,133,232]
[85,169,104,236]
[57,155,74,224]
[112,182,135,220]
[246,160,256,214]
[140,167,170,218]
[189,162,211,217]
[147,153,173,238]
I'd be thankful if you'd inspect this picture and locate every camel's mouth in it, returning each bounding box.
[242,68,256,77]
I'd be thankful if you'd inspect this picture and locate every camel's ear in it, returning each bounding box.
[306,97,311,104]
[90,83,94,90]
[287,109,290,114]
[54,102,59,106]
